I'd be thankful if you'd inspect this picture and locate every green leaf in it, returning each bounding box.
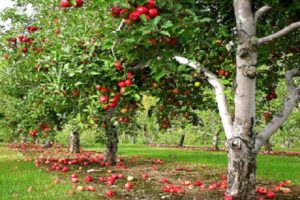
[159,31,170,37]
[161,21,173,29]
[153,16,161,25]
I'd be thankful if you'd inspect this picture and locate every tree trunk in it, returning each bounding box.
[228,1,257,199]
[212,129,221,151]
[264,140,273,152]
[104,125,118,165]
[43,140,52,148]
[143,125,153,144]
[21,136,27,144]
[178,133,185,147]
[69,130,80,153]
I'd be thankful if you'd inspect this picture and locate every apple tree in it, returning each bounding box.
[107,0,300,199]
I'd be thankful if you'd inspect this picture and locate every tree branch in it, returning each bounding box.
[258,22,300,44]
[254,5,272,25]
[255,69,300,152]
[174,56,233,139]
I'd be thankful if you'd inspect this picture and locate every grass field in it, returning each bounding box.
[0,143,299,200]
[0,143,86,200]
[90,144,300,185]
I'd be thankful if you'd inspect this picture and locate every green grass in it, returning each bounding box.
[91,144,300,185]
[0,143,299,200]
[0,144,86,200]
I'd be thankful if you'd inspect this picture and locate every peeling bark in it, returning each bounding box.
[104,125,118,165]
[69,130,80,153]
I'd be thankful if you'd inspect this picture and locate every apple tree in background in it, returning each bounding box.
[0,0,299,199]
[108,0,299,199]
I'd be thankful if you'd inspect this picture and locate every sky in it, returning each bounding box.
[0,0,34,31]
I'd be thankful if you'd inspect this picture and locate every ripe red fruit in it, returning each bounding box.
[118,117,124,123]
[148,8,159,18]
[125,79,133,86]
[136,6,148,15]
[60,0,72,7]
[75,0,84,7]
[120,88,126,94]
[284,180,291,185]
[111,5,121,17]
[257,187,267,194]
[61,166,69,172]
[270,91,277,99]
[218,69,225,76]
[142,174,149,180]
[109,102,117,108]
[120,9,129,19]
[224,195,233,200]
[71,178,79,183]
[98,177,106,183]
[99,95,108,103]
[87,185,95,192]
[266,192,276,198]
[194,180,202,186]
[101,87,108,93]
[112,94,120,103]
[124,117,130,123]
[127,72,134,79]
[102,105,109,110]
[125,182,133,191]
[27,26,39,32]
[106,190,115,197]
[263,111,270,117]
[145,0,155,9]
[96,84,102,91]
[72,90,80,97]
[118,81,126,88]
[266,94,273,101]
[129,11,141,21]
[84,176,93,182]
[71,173,78,178]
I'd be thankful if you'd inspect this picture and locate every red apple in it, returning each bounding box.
[109,102,117,108]
[111,5,121,17]
[218,69,225,76]
[136,6,148,15]
[127,72,134,79]
[87,185,95,192]
[194,180,202,186]
[99,95,108,103]
[84,176,93,182]
[125,182,133,191]
[60,0,72,8]
[100,87,108,93]
[125,79,133,86]
[129,11,141,21]
[145,0,155,9]
[96,84,102,91]
[148,8,158,18]
[142,174,149,180]
[266,192,276,198]
[71,178,79,183]
[106,190,115,197]
[118,81,126,88]
[75,0,84,7]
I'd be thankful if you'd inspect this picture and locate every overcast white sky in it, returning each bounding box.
[0,0,34,31]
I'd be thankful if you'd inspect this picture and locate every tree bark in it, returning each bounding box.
[143,125,153,144]
[21,136,27,144]
[228,1,258,199]
[104,125,118,165]
[212,129,222,151]
[69,130,80,153]
[43,140,52,148]
[178,133,185,147]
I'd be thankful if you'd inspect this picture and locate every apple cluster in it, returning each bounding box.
[217,69,231,78]
[111,0,159,25]
[60,0,84,8]
[265,91,277,101]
